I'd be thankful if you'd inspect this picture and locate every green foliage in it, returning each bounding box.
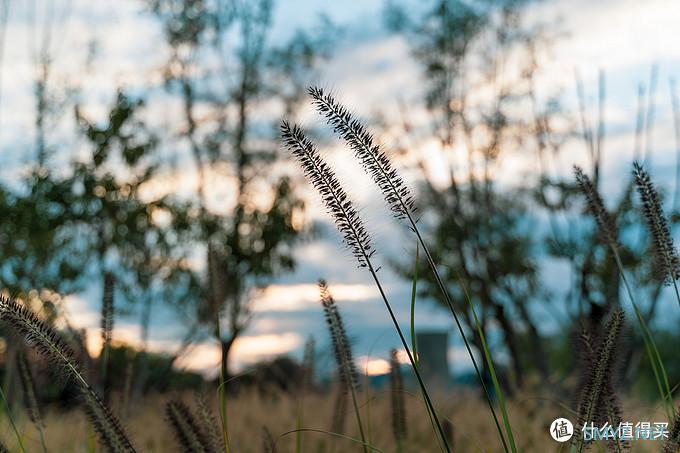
[388,0,552,391]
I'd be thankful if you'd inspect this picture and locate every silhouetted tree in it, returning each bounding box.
[386,0,555,389]
[149,0,335,379]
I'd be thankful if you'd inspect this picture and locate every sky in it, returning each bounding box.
[2,0,680,378]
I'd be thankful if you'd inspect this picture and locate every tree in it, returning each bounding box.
[386,0,556,389]
[67,91,196,398]
[149,0,335,379]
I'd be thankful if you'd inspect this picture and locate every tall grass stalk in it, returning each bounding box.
[389,349,406,452]
[0,384,26,453]
[165,399,216,453]
[632,161,680,308]
[576,331,625,453]
[0,296,136,453]
[196,392,223,453]
[410,243,419,365]
[282,121,450,452]
[574,309,626,453]
[320,280,369,453]
[16,351,47,453]
[456,274,516,452]
[296,337,315,453]
[329,384,348,443]
[575,166,675,418]
[309,86,512,453]
[664,405,680,453]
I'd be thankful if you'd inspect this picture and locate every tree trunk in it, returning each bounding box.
[489,299,524,390]
[100,272,115,402]
[515,300,549,381]
[220,336,237,387]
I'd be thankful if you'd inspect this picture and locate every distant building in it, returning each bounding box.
[416,331,450,389]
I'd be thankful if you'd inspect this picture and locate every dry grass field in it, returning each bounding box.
[1,389,670,452]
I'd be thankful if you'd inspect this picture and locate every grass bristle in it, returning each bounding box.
[664,406,680,453]
[281,121,374,268]
[16,350,43,429]
[633,161,680,284]
[319,280,359,391]
[575,309,627,452]
[319,279,369,452]
[195,391,222,453]
[574,166,618,248]
[165,399,216,453]
[0,295,136,453]
[82,389,137,453]
[308,86,415,220]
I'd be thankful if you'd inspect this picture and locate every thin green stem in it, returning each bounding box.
[610,246,674,418]
[0,385,27,453]
[366,261,450,453]
[410,242,420,365]
[413,223,512,453]
[318,93,509,451]
[276,428,385,453]
[36,421,47,453]
[347,381,369,453]
[297,132,450,452]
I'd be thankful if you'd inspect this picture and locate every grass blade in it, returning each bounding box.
[410,242,420,366]
[0,384,27,453]
[460,281,517,453]
[16,351,47,453]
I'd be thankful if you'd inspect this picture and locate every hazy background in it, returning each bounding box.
[2,0,680,379]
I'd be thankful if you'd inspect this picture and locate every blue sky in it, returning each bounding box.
[2,0,680,377]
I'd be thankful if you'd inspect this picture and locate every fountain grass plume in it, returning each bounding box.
[308,86,512,453]
[575,309,626,453]
[195,391,222,453]
[0,295,136,453]
[308,86,415,220]
[633,162,680,295]
[282,120,451,452]
[574,165,618,248]
[166,399,217,453]
[281,121,373,267]
[320,280,360,391]
[575,165,675,418]
[664,406,680,453]
[319,280,367,452]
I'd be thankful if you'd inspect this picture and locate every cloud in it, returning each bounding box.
[253,282,377,312]
[174,332,304,376]
[356,355,391,376]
